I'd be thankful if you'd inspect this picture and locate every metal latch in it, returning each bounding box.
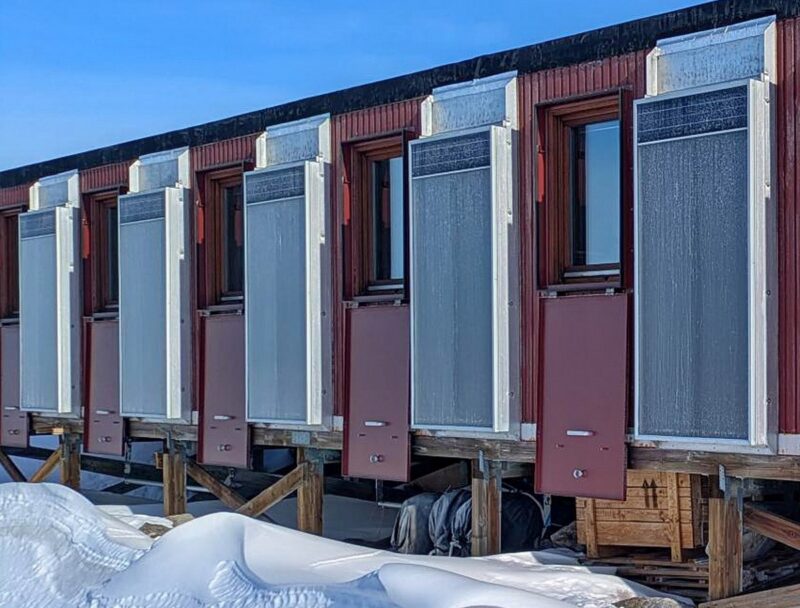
[364,420,388,427]
[566,429,595,437]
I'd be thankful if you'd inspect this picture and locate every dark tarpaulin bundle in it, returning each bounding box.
[427,488,472,555]
[390,492,439,555]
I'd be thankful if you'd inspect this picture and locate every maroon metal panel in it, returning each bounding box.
[191,134,258,173]
[778,16,800,433]
[330,99,423,419]
[518,51,647,425]
[344,305,410,482]
[535,294,628,499]
[84,320,124,455]
[0,324,27,448]
[199,313,248,468]
[0,184,30,209]
[80,162,129,193]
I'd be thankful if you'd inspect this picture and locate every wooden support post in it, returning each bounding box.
[162,447,187,517]
[708,481,743,601]
[0,447,26,482]
[666,472,684,562]
[29,449,61,483]
[471,457,502,556]
[60,434,81,490]
[237,462,307,518]
[583,498,600,558]
[297,448,324,535]
[186,460,247,511]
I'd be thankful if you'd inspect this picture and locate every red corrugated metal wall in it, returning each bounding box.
[330,100,423,417]
[518,52,648,423]
[0,184,29,208]
[80,162,129,192]
[778,17,800,433]
[191,134,258,174]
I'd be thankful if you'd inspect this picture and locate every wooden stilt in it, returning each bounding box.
[0,447,25,482]
[59,434,81,490]
[583,498,600,558]
[162,447,187,516]
[708,481,743,601]
[29,448,61,483]
[186,460,247,511]
[666,472,684,562]
[237,462,307,518]
[471,457,502,556]
[297,448,324,535]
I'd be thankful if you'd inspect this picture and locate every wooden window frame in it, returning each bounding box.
[196,164,249,311]
[537,91,627,291]
[343,130,412,302]
[0,206,22,319]
[83,190,121,316]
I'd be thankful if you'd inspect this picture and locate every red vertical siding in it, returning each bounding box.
[518,52,648,423]
[0,184,30,208]
[779,17,800,433]
[80,162,129,192]
[330,100,423,417]
[191,134,258,173]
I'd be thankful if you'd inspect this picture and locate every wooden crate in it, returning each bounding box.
[577,470,707,561]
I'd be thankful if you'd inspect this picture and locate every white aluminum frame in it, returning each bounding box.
[409,123,518,435]
[129,147,190,193]
[633,78,777,453]
[243,160,331,428]
[118,187,192,421]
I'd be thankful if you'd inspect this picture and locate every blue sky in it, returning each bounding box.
[0,0,699,170]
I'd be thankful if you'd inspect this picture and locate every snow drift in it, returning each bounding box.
[0,483,689,607]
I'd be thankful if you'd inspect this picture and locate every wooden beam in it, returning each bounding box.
[583,498,600,558]
[743,504,800,551]
[471,458,502,556]
[29,449,61,483]
[162,449,187,516]
[60,434,81,490]
[0,447,25,482]
[700,583,800,608]
[414,435,535,463]
[237,462,307,518]
[666,472,684,562]
[708,490,743,601]
[297,449,324,535]
[185,460,246,511]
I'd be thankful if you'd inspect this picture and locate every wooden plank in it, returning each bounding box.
[185,460,246,511]
[577,522,696,547]
[584,498,600,558]
[60,434,81,490]
[0,447,25,482]
[667,473,684,561]
[297,449,324,535]
[471,459,502,556]
[743,504,800,551]
[237,462,307,519]
[630,448,800,482]
[708,494,743,601]
[700,583,800,608]
[579,496,695,510]
[29,449,61,483]
[413,434,535,463]
[162,450,187,516]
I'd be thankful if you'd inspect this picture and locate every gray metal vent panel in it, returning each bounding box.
[411,131,491,178]
[19,210,55,239]
[411,165,493,428]
[246,196,307,422]
[246,166,305,205]
[637,129,749,440]
[120,192,165,224]
[637,86,748,144]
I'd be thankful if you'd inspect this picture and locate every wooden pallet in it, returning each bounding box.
[577,470,707,561]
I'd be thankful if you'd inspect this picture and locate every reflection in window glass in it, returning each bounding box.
[106,205,119,304]
[371,156,404,283]
[570,119,620,266]
[222,183,244,296]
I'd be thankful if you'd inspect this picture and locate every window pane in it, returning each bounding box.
[222,183,244,295]
[371,156,404,282]
[571,120,620,266]
[106,205,118,304]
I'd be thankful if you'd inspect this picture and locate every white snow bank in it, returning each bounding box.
[0,483,691,608]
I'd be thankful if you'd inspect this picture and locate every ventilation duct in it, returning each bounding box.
[244,114,331,426]
[19,170,81,415]
[118,148,191,420]
[634,17,776,450]
[410,73,518,433]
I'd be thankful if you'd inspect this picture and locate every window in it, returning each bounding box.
[198,167,246,308]
[344,133,409,298]
[538,94,623,287]
[85,192,119,313]
[0,210,19,318]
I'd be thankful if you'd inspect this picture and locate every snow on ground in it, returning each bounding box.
[0,483,691,608]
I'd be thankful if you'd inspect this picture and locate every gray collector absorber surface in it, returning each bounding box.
[637,98,749,440]
[411,131,494,428]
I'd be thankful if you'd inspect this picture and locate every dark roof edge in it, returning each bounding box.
[1,0,795,188]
